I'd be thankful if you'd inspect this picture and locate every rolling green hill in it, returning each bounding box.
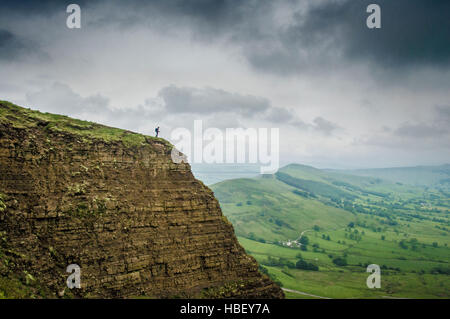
[211,164,450,299]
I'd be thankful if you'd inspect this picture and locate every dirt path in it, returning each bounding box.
[282,288,332,299]
[294,229,313,245]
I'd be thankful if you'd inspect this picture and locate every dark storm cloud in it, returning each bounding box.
[90,0,450,73]
[242,0,450,75]
[0,29,48,61]
[0,0,89,13]
[306,1,449,67]
[3,0,448,73]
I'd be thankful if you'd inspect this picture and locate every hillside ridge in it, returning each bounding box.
[0,101,283,298]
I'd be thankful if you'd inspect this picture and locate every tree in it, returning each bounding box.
[432,242,438,248]
[299,236,309,246]
[313,225,320,231]
[296,259,318,271]
[348,222,355,228]
[399,240,408,249]
[332,257,347,266]
[381,235,385,240]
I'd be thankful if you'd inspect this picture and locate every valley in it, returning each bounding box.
[211,164,450,298]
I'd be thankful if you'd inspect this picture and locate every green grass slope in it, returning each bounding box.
[212,177,354,242]
[0,100,171,149]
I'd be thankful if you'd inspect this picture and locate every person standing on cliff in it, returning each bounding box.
[155,126,160,137]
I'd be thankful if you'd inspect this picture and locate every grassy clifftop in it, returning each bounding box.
[0,100,171,149]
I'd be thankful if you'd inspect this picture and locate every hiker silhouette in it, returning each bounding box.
[155,126,160,137]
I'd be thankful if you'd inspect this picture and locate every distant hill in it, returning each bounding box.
[329,165,450,187]
[211,163,426,242]
[191,163,260,185]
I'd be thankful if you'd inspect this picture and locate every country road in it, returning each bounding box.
[282,288,332,299]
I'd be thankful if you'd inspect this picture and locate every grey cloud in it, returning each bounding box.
[264,108,340,136]
[291,117,340,136]
[158,85,270,116]
[358,105,450,150]
[25,82,164,132]
[303,1,449,68]
[245,0,450,75]
[312,116,340,136]
[263,106,294,123]
[394,105,450,139]
[158,85,340,135]
[24,83,340,138]
[136,1,448,75]
[435,105,450,123]
[26,82,109,115]
[1,0,89,14]
[2,1,448,74]
[89,0,449,75]
[394,123,447,139]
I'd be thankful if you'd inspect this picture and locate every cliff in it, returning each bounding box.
[0,101,283,299]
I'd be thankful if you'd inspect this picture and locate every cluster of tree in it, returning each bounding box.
[261,256,295,269]
[345,232,362,242]
[299,236,309,245]
[430,266,450,275]
[295,254,319,271]
[261,254,320,272]
[380,218,398,226]
[267,217,294,229]
[332,256,348,266]
[295,259,319,271]
[399,238,427,250]
[435,225,448,232]
[357,263,401,271]
[292,189,315,198]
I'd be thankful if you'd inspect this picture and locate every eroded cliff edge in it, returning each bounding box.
[0,101,284,298]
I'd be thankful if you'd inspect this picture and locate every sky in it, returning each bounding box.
[1,0,449,169]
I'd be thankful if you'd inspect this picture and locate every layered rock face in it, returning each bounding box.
[0,101,283,298]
